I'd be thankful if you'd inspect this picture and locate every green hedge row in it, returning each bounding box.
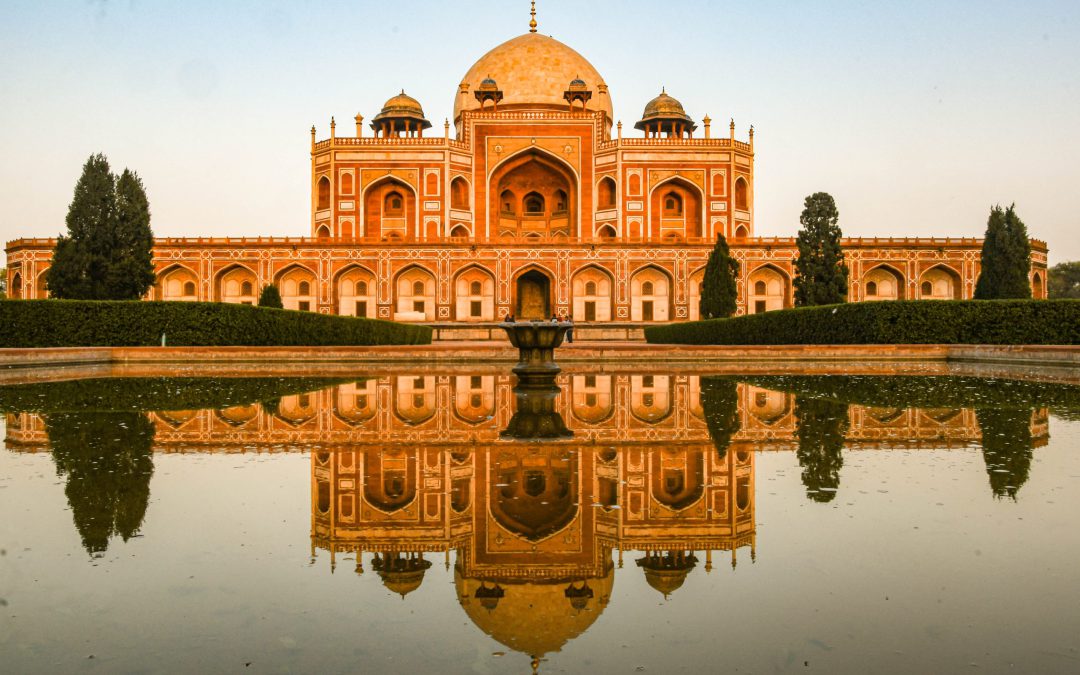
[0,376,361,413]
[0,300,432,348]
[645,300,1080,346]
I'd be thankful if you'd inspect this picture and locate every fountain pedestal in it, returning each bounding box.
[499,321,571,386]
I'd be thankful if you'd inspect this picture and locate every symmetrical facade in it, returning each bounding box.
[3,11,1049,325]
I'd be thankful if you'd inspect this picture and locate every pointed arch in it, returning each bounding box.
[597,176,617,210]
[649,175,704,240]
[362,175,420,241]
[650,449,705,511]
[333,263,378,318]
[450,176,470,210]
[746,263,791,314]
[393,264,436,321]
[630,264,673,322]
[275,263,318,311]
[687,265,707,321]
[571,374,615,425]
[363,449,418,513]
[631,374,673,424]
[453,264,496,321]
[316,175,331,211]
[10,271,22,299]
[449,223,472,239]
[861,264,906,301]
[488,146,580,240]
[453,375,496,425]
[571,264,614,322]
[734,176,749,211]
[214,263,259,304]
[34,269,49,299]
[157,263,200,301]
[919,264,962,300]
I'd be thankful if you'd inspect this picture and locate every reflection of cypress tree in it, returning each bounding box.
[794,397,849,503]
[976,408,1034,500]
[700,378,740,460]
[46,412,155,555]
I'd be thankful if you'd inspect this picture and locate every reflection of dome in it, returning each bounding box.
[635,90,696,131]
[637,551,698,599]
[456,566,614,660]
[455,33,611,122]
[373,552,433,598]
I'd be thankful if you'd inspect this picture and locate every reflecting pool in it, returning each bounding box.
[2,370,1080,673]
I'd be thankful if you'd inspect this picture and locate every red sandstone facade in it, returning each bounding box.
[3,17,1050,325]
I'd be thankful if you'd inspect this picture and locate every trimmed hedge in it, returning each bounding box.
[0,300,432,348]
[0,376,361,413]
[645,300,1080,346]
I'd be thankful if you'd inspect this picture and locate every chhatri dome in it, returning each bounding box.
[454,5,612,124]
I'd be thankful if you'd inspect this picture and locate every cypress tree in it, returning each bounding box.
[46,154,156,300]
[974,204,1032,299]
[259,284,284,309]
[794,396,849,503]
[699,233,739,319]
[793,192,849,306]
[109,170,156,300]
[48,154,117,299]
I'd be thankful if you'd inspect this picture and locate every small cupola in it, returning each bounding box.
[564,76,592,111]
[371,91,432,138]
[635,89,697,139]
[474,76,504,111]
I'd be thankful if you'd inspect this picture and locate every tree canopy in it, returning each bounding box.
[1048,261,1080,299]
[699,234,739,320]
[258,284,284,309]
[46,154,155,300]
[974,204,1031,299]
[794,192,849,306]
[795,396,849,503]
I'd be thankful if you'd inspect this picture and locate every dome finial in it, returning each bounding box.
[529,1,538,33]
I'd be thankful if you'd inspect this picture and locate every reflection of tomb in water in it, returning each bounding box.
[310,441,756,665]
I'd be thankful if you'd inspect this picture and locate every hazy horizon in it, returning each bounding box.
[1,0,1077,263]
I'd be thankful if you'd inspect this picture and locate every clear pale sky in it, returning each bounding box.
[1,0,1077,263]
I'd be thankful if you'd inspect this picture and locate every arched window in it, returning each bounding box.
[642,281,655,296]
[524,192,545,215]
[921,281,933,296]
[183,281,196,296]
[662,192,683,217]
[451,177,469,210]
[317,176,331,211]
[413,280,425,296]
[866,281,878,296]
[298,280,310,296]
[554,190,567,213]
[598,177,616,209]
[585,281,597,295]
[426,172,439,196]
[12,272,23,298]
[500,189,516,215]
[470,280,483,295]
[597,225,616,240]
[734,177,749,211]
[315,225,331,239]
[734,225,749,238]
[385,191,404,216]
[241,281,253,296]
[340,173,354,195]
[711,172,725,196]
[754,280,766,295]
[1033,272,1043,298]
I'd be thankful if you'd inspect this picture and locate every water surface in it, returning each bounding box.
[2,370,1079,674]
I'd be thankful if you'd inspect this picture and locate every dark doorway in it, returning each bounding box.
[642,300,654,322]
[584,301,596,322]
[516,270,552,320]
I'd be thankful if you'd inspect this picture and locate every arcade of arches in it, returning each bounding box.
[4,13,1048,318]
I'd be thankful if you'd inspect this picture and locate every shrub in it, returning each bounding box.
[259,284,284,309]
[0,300,432,348]
[644,299,1080,346]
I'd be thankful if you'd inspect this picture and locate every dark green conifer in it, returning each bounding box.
[699,234,740,320]
[793,192,849,306]
[110,170,156,299]
[975,407,1034,500]
[974,205,1032,299]
[258,284,284,309]
[47,155,156,300]
[794,396,849,503]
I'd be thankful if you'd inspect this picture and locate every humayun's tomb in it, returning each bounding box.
[3,7,1049,334]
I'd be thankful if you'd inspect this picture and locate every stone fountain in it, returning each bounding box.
[498,320,574,441]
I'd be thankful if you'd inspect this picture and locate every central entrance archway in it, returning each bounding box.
[516,269,552,320]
